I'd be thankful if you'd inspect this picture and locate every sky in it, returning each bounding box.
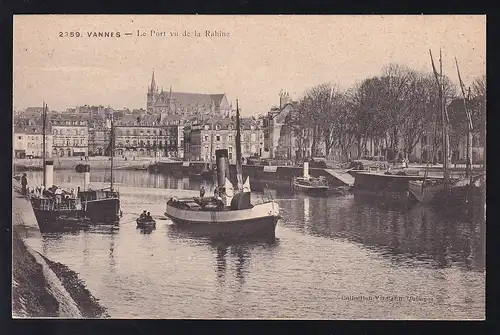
[13,15,486,116]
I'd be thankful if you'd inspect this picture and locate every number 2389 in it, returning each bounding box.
[59,32,81,37]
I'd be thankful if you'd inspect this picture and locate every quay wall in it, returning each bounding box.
[12,184,108,318]
[14,157,152,172]
[154,162,349,187]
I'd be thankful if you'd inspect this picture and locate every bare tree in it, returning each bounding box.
[286,97,313,160]
[471,75,486,147]
[349,77,388,158]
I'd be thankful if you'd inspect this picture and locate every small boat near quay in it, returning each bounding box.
[292,162,329,195]
[136,217,156,229]
[165,100,281,241]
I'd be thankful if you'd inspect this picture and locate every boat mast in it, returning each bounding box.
[210,114,214,166]
[235,99,243,191]
[455,58,474,180]
[110,114,114,191]
[429,49,450,184]
[42,102,46,187]
[439,50,449,183]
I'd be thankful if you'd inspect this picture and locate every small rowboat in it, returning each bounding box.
[136,218,156,228]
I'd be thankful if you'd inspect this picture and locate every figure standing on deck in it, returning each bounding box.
[55,187,63,204]
[21,173,27,195]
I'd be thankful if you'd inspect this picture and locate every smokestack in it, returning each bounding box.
[215,149,229,189]
[44,160,54,188]
[84,164,91,190]
[303,161,309,178]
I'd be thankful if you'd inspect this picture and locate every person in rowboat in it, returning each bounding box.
[139,210,147,219]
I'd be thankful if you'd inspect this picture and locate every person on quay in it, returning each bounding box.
[200,186,206,198]
[21,173,28,195]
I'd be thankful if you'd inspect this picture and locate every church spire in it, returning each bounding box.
[150,70,156,92]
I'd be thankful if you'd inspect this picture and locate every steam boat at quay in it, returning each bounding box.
[76,118,121,223]
[292,162,329,195]
[28,103,89,232]
[165,100,281,240]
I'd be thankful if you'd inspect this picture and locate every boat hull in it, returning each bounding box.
[83,197,121,223]
[292,183,329,196]
[165,201,280,240]
[32,208,88,233]
[136,219,156,229]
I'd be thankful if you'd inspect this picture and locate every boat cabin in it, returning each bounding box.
[78,189,119,202]
[30,194,83,211]
[294,176,328,187]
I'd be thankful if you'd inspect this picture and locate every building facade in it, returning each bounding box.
[13,125,53,158]
[88,127,110,156]
[185,117,264,163]
[13,128,27,158]
[50,114,90,157]
[52,125,89,157]
[114,125,179,158]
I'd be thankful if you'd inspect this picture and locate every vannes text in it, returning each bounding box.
[59,32,121,38]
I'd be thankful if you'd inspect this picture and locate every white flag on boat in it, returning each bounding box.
[225,177,234,197]
[243,176,251,193]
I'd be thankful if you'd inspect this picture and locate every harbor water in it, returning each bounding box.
[19,170,485,319]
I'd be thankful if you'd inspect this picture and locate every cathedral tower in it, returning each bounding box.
[147,70,157,112]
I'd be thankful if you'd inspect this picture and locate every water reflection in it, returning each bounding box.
[279,196,485,272]
[138,226,156,234]
[20,170,484,319]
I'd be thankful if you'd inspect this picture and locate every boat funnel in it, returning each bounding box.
[215,149,229,188]
[44,160,54,188]
[303,161,309,178]
[84,164,91,190]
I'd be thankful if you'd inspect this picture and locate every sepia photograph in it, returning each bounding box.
[12,15,485,319]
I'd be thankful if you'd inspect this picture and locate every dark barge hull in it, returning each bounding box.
[166,215,279,241]
[83,198,121,223]
[32,208,88,233]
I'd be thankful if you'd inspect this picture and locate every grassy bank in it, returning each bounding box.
[12,229,59,317]
[38,254,108,318]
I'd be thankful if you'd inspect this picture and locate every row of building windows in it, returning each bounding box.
[53,129,88,136]
[202,133,260,143]
[53,139,86,146]
[115,139,179,147]
[51,120,88,126]
[115,129,178,136]
[202,124,258,131]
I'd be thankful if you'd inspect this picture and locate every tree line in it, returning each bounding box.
[283,64,486,163]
